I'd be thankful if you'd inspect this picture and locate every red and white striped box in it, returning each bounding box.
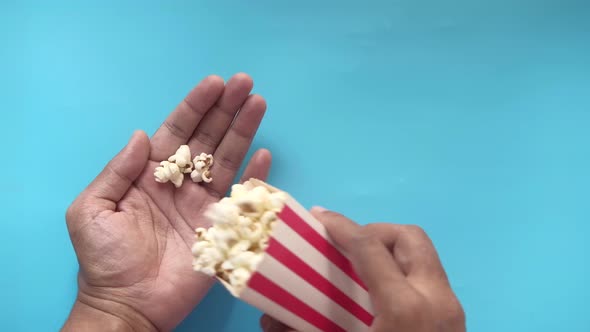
[217,179,374,332]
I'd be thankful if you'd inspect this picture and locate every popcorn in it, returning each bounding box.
[191,153,214,183]
[154,161,184,188]
[191,181,288,293]
[168,145,193,173]
[221,251,256,270]
[203,202,240,227]
[234,189,267,216]
[191,179,376,332]
[230,183,249,199]
[228,239,252,256]
[257,237,270,251]
[228,267,251,290]
[236,222,264,244]
[154,145,214,187]
[260,211,278,226]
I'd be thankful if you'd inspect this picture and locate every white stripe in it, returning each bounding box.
[273,217,374,315]
[284,197,332,238]
[240,288,322,332]
[283,199,360,264]
[256,254,368,332]
[240,286,322,332]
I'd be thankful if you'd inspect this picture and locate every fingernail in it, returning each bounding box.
[311,206,327,213]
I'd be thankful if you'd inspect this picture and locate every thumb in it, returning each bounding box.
[83,130,150,208]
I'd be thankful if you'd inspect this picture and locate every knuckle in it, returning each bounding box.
[447,299,466,326]
[319,210,349,226]
[361,223,382,235]
[405,224,429,239]
[164,120,190,140]
[216,155,241,172]
[373,316,397,332]
[406,224,426,235]
[182,98,206,116]
[390,293,428,320]
[322,210,344,219]
[355,225,379,243]
[194,130,218,149]
[65,202,78,224]
[405,296,427,318]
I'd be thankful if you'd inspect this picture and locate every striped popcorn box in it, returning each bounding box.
[219,179,374,332]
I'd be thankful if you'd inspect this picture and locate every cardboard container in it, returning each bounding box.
[218,179,374,332]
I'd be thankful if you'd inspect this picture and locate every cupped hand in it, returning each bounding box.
[261,208,465,332]
[63,73,271,331]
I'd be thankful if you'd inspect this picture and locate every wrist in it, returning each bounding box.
[62,293,158,332]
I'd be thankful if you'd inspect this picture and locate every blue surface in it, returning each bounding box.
[2,1,589,331]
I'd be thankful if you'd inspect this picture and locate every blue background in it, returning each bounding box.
[2,0,589,331]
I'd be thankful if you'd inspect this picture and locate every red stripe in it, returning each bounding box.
[248,273,346,332]
[278,206,367,290]
[267,239,374,326]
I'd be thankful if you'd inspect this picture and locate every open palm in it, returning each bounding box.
[65,74,271,331]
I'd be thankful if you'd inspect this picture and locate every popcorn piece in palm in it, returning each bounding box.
[191,153,214,183]
[154,161,184,188]
[154,145,195,187]
[168,145,193,173]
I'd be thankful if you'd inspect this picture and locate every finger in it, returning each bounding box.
[310,207,412,311]
[260,315,296,332]
[187,73,253,155]
[69,131,150,220]
[388,225,448,283]
[173,149,271,228]
[240,149,272,183]
[150,75,225,161]
[350,223,447,283]
[207,94,267,193]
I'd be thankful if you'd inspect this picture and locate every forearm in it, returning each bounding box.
[62,295,158,332]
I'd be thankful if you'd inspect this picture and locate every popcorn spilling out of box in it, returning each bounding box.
[192,179,375,332]
[192,182,287,291]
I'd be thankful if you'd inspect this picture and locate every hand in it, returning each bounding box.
[260,208,465,332]
[62,73,271,331]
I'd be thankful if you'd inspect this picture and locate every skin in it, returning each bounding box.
[62,72,464,332]
[260,208,466,332]
[62,73,272,331]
